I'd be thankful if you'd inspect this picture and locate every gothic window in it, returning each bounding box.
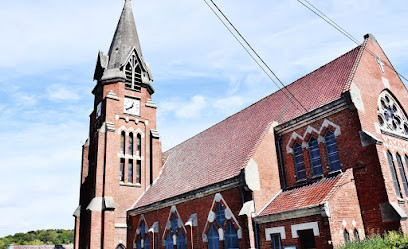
[215,203,225,228]
[135,218,150,249]
[177,232,187,249]
[377,91,408,137]
[387,151,402,198]
[204,195,241,249]
[396,154,408,197]
[128,159,133,183]
[270,233,282,249]
[124,52,142,91]
[121,131,126,154]
[165,232,173,249]
[293,142,306,181]
[129,133,134,156]
[324,130,341,172]
[136,160,141,184]
[120,158,125,182]
[163,207,187,249]
[344,229,350,243]
[224,221,238,249]
[308,137,323,176]
[353,229,360,241]
[207,224,220,249]
[137,134,142,156]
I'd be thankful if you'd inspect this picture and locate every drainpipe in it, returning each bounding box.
[253,219,259,249]
[277,134,286,190]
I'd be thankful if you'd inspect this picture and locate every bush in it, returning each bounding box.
[340,231,408,249]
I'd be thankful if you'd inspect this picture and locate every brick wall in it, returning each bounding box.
[128,188,249,249]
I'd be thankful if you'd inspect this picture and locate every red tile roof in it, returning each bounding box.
[259,174,343,216]
[132,44,363,209]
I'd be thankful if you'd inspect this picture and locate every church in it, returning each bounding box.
[73,1,408,248]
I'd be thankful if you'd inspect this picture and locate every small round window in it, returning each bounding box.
[377,91,408,137]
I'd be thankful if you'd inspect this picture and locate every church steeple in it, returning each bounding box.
[108,0,143,69]
[94,0,153,93]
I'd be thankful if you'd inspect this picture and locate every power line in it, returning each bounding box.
[297,0,408,83]
[202,0,293,102]
[203,0,309,112]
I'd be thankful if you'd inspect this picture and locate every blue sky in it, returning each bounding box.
[0,0,407,237]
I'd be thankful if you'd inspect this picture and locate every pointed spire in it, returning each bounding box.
[107,0,144,69]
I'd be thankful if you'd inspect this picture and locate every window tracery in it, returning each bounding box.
[134,216,150,249]
[162,206,187,249]
[378,91,408,137]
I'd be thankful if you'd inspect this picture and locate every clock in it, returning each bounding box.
[96,102,102,118]
[124,97,140,116]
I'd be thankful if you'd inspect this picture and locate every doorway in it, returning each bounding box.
[298,229,316,249]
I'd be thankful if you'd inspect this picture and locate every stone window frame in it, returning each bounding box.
[161,205,188,248]
[123,49,142,92]
[291,222,319,238]
[202,193,242,243]
[377,90,408,139]
[133,215,150,249]
[285,119,342,180]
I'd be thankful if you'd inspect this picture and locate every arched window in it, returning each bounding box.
[215,203,225,228]
[308,137,323,176]
[128,159,133,183]
[293,142,306,180]
[207,224,220,249]
[120,131,126,154]
[135,220,149,249]
[353,229,360,241]
[144,236,150,249]
[129,133,134,156]
[124,52,142,91]
[344,229,350,243]
[136,160,141,184]
[171,214,178,234]
[120,158,125,182]
[387,151,402,198]
[396,153,408,197]
[165,232,173,249]
[324,130,341,171]
[137,134,142,156]
[224,220,238,249]
[177,232,186,249]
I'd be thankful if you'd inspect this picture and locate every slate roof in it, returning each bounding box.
[132,43,364,210]
[107,0,144,69]
[259,174,343,216]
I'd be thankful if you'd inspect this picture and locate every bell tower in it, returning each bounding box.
[74,1,162,248]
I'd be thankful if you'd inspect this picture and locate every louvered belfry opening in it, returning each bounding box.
[124,52,142,91]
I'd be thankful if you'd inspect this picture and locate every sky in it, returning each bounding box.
[0,0,407,238]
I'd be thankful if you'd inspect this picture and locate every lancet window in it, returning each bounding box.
[124,51,142,91]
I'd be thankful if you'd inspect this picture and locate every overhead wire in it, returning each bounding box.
[202,0,292,101]
[203,0,309,112]
[297,0,408,83]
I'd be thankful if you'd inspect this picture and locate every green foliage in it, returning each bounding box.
[339,231,408,249]
[0,230,74,249]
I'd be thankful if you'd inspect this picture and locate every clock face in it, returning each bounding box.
[124,97,140,116]
[96,102,102,118]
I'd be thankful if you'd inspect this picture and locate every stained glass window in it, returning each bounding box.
[293,142,306,180]
[324,130,341,171]
[308,137,323,176]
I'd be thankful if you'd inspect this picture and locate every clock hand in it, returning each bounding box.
[126,102,134,110]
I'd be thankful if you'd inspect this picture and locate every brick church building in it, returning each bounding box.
[74,1,408,248]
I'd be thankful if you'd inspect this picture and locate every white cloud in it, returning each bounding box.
[47,84,81,102]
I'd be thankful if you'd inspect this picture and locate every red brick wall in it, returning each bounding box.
[259,215,332,249]
[128,188,249,249]
[78,80,163,249]
[327,169,365,247]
